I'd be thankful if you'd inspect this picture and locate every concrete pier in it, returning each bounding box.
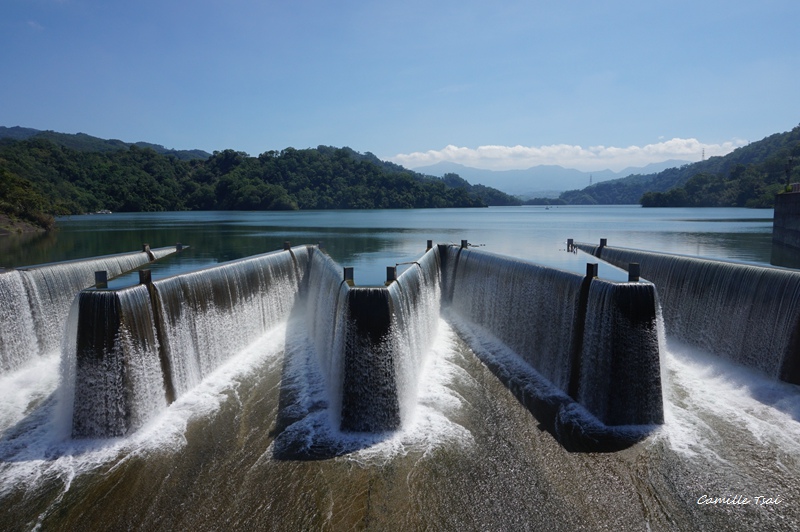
[576,241,800,384]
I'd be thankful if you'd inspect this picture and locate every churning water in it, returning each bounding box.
[0,207,797,530]
[2,314,797,530]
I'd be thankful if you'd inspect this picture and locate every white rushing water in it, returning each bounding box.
[0,322,288,498]
[661,337,800,462]
[0,314,476,497]
[1,296,799,529]
[2,240,799,529]
[596,245,800,380]
[0,248,179,375]
[155,249,305,399]
[388,249,442,428]
[0,271,39,372]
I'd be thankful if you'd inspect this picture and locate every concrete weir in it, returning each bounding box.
[66,242,663,451]
[576,240,800,384]
[304,246,442,433]
[0,245,182,375]
[441,245,662,451]
[68,246,309,438]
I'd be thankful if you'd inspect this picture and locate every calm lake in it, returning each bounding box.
[0,205,777,284]
[2,205,798,531]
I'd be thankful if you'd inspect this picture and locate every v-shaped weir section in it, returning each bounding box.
[64,243,664,450]
[576,241,800,384]
[0,245,181,374]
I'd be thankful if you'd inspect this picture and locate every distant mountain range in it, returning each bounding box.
[0,126,211,161]
[412,160,691,198]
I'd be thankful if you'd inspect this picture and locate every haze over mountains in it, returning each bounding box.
[412,160,691,198]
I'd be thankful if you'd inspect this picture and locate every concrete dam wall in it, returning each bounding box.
[67,246,311,438]
[441,245,662,449]
[576,241,800,384]
[0,246,179,374]
[62,243,664,450]
[304,246,441,433]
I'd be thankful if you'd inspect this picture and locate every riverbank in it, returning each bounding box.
[0,214,48,236]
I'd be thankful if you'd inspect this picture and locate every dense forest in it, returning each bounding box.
[557,124,800,207]
[0,131,520,231]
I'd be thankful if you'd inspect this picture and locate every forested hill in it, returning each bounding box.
[557,124,800,207]
[0,136,519,231]
[0,126,211,161]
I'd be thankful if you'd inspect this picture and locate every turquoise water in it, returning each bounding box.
[0,206,776,284]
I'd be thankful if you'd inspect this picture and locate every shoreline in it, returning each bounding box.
[0,214,48,236]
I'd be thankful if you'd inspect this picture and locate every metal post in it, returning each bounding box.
[143,243,155,261]
[283,241,291,251]
[586,263,598,279]
[94,271,108,289]
[427,239,433,251]
[344,267,354,287]
[628,263,640,282]
[461,239,468,249]
[139,269,152,285]
[386,266,397,285]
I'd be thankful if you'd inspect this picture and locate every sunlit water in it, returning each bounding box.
[1,206,776,285]
[1,206,798,530]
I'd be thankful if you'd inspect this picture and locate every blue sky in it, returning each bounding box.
[2,0,799,172]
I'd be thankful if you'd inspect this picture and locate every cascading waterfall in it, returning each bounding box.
[67,247,310,437]
[302,247,442,432]
[577,279,662,426]
[388,247,442,426]
[441,245,663,444]
[68,284,166,438]
[445,246,584,391]
[61,242,661,447]
[579,244,800,383]
[341,287,399,432]
[152,247,310,398]
[302,249,350,428]
[0,270,38,373]
[1,247,177,374]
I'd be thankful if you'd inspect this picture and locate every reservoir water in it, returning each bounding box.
[1,206,798,531]
[0,206,776,284]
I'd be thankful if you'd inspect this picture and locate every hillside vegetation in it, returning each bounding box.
[557,125,800,207]
[0,126,211,161]
[0,134,520,231]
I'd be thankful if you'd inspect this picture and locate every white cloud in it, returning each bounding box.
[27,20,45,31]
[391,138,747,172]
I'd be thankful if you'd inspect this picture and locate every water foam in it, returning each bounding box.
[0,353,60,435]
[0,310,478,500]
[1,248,180,376]
[270,317,474,464]
[660,336,800,463]
[0,322,288,498]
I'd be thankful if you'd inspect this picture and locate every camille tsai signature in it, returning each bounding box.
[697,494,783,507]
